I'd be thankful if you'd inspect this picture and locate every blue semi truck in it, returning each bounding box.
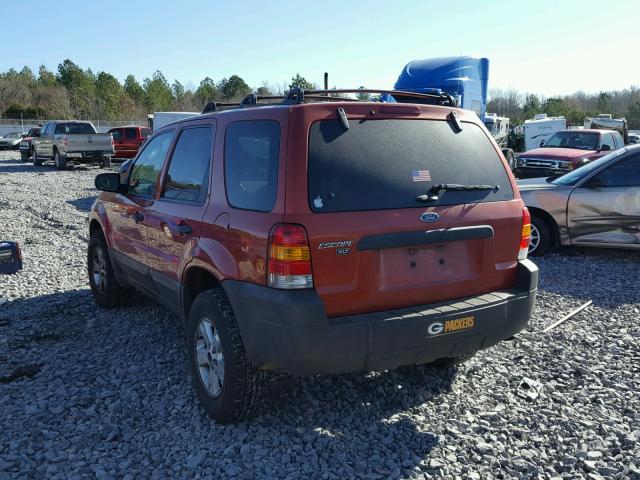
[394,56,516,168]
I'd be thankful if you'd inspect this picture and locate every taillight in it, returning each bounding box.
[268,224,313,289]
[15,243,22,261]
[519,207,531,260]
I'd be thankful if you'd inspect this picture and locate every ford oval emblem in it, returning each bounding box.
[420,212,440,223]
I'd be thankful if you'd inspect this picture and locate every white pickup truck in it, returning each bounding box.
[31,121,115,170]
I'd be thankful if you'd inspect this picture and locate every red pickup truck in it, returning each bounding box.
[515,129,625,177]
[107,125,152,159]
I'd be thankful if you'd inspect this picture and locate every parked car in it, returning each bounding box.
[19,127,41,161]
[518,145,640,255]
[88,89,538,423]
[31,121,115,170]
[0,131,26,150]
[516,129,625,177]
[107,125,152,159]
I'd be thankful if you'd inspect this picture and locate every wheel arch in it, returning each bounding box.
[528,206,560,248]
[181,264,224,321]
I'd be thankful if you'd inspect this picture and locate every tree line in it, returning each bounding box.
[2,58,638,129]
[0,60,320,121]
[487,87,640,129]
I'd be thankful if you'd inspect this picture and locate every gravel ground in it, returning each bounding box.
[1,149,639,480]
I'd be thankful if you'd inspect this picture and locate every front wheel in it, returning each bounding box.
[529,214,552,256]
[88,232,134,308]
[20,151,29,162]
[100,156,112,169]
[187,289,265,424]
[32,148,43,166]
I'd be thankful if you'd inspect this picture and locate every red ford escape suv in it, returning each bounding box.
[88,89,538,423]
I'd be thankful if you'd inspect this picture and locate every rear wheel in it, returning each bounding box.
[32,148,43,166]
[529,214,552,256]
[506,151,516,170]
[88,232,134,308]
[187,289,265,424]
[54,150,67,170]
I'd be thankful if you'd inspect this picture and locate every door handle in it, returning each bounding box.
[132,212,144,223]
[173,222,192,235]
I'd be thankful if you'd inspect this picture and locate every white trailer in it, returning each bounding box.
[584,114,629,143]
[150,112,199,131]
[523,114,566,151]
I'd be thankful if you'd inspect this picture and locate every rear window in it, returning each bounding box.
[54,123,96,134]
[224,120,280,212]
[308,119,513,212]
[110,129,122,141]
[125,128,137,140]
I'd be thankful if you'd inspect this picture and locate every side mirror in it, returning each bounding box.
[95,172,122,192]
[0,241,23,274]
[599,144,611,152]
[539,140,545,147]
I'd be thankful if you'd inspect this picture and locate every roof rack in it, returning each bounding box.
[200,88,456,114]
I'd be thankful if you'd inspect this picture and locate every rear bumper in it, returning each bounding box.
[224,259,538,375]
[65,151,114,161]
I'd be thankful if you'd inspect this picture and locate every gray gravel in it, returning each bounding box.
[1,149,639,479]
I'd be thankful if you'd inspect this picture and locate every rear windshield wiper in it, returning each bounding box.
[415,183,500,202]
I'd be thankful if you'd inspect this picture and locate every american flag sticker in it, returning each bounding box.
[412,170,431,182]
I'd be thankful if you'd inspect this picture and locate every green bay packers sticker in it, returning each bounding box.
[427,316,475,336]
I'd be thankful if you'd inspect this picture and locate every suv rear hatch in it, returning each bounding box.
[284,106,526,317]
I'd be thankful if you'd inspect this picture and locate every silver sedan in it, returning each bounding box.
[0,132,26,150]
[518,145,640,255]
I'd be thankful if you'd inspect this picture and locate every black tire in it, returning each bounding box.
[432,350,477,367]
[187,289,265,424]
[32,148,43,166]
[20,151,29,162]
[53,150,67,170]
[529,214,552,256]
[101,156,112,169]
[87,232,134,309]
[506,151,516,171]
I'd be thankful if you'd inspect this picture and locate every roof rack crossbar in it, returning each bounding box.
[199,88,457,115]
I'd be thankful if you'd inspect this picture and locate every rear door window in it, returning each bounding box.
[224,120,280,211]
[308,119,513,212]
[161,126,213,203]
[128,131,174,198]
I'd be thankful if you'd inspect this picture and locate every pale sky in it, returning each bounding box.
[1,0,637,96]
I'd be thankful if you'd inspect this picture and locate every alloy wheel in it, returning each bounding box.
[195,317,225,398]
[529,223,541,254]
[91,246,107,294]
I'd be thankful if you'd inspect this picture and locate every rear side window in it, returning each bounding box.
[225,120,280,212]
[125,128,137,140]
[308,119,514,212]
[600,133,615,150]
[54,123,95,134]
[110,129,122,141]
[162,126,213,203]
[128,131,174,198]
